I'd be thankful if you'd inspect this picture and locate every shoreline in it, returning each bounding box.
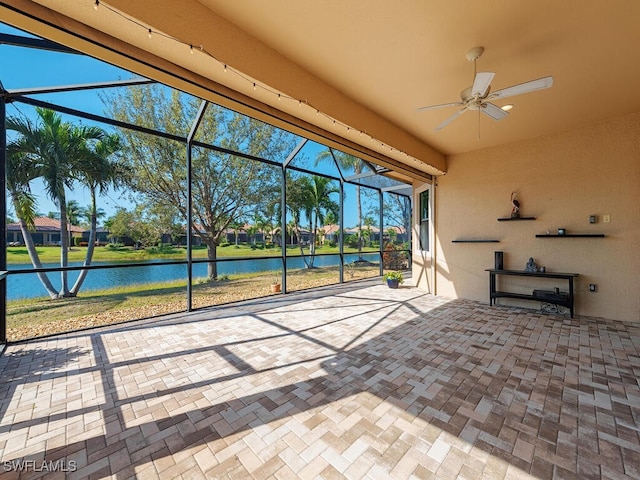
[7,266,384,342]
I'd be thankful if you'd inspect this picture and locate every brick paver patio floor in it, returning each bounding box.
[0,279,638,479]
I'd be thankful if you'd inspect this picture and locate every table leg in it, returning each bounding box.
[489,273,495,306]
[569,277,574,318]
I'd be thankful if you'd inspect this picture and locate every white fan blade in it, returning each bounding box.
[481,102,509,120]
[417,101,463,112]
[489,76,553,100]
[435,107,467,130]
[472,72,495,97]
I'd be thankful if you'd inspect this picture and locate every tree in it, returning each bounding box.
[105,208,135,244]
[286,174,338,268]
[227,219,245,247]
[6,108,106,298]
[362,215,375,247]
[5,147,59,298]
[65,200,84,227]
[104,84,295,280]
[324,210,338,226]
[83,206,106,228]
[72,131,128,294]
[286,174,314,266]
[251,212,267,246]
[386,227,398,244]
[383,193,411,246]
[305,175,339,260]
[316,150,367,259]
[104,206,160,248]
[246,224,260,247]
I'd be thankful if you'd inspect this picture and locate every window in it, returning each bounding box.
[419,188,429,252]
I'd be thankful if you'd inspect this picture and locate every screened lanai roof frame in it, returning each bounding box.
[0,30,414,344]
[1,30,414,196]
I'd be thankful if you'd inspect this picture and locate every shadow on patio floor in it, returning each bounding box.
[0,279,638,479]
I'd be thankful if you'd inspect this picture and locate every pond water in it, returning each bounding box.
[7,253,379,300]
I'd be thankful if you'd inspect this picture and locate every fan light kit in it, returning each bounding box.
[418,46,553,132]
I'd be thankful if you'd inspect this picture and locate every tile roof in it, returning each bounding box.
[6,216,85,233]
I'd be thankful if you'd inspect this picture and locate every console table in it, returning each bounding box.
[485,269,579,317]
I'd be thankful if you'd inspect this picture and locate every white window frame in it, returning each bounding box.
[414,182,432,255]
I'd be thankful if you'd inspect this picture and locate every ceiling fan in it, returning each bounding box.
[417,46,553,131]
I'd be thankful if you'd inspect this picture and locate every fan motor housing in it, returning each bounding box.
[460,86,490,105]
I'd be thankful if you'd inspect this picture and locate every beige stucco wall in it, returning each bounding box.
[411,181,434,293]
[414,112,639,322]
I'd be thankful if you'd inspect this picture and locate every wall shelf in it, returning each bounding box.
[497,216,536,221]
[535,234,605,238]
[452,239,500,243]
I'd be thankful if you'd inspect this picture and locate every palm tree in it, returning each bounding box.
[7,108,104,297]
[65,200,84,227]
[251,212,267,246]
[287,175,339,268]
[65,199,85,248]
[315,150,366,259]
[306,176,339,259]
[363,215,375,248]
[285,175,314,266]
[5,148,59,298]
[262,199,280,246]
[228,219,245,247]
[84,206,107,227]
[70,133,127,295]
[285,220,296,247]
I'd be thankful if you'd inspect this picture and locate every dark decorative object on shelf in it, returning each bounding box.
[558,228,566,235]
[511,191,520,218]
[525,257,538,272]
[495,251,504,270]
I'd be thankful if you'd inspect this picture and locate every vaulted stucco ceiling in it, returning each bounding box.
[2,1,640,176]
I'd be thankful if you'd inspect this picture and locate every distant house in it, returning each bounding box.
[320,224,341,245]
[222,223,260,244]
[6,217,84,246]
[321,223,408,245]
[382,225,409,244]
[81,227,111,246]
[163,226,202,247]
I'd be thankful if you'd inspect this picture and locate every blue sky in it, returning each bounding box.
[1,22,138,219]
[1,22,390,229]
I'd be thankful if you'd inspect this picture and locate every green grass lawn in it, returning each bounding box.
[6,243,382,264]
[4,242,386,341]
[6,263,382,341]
